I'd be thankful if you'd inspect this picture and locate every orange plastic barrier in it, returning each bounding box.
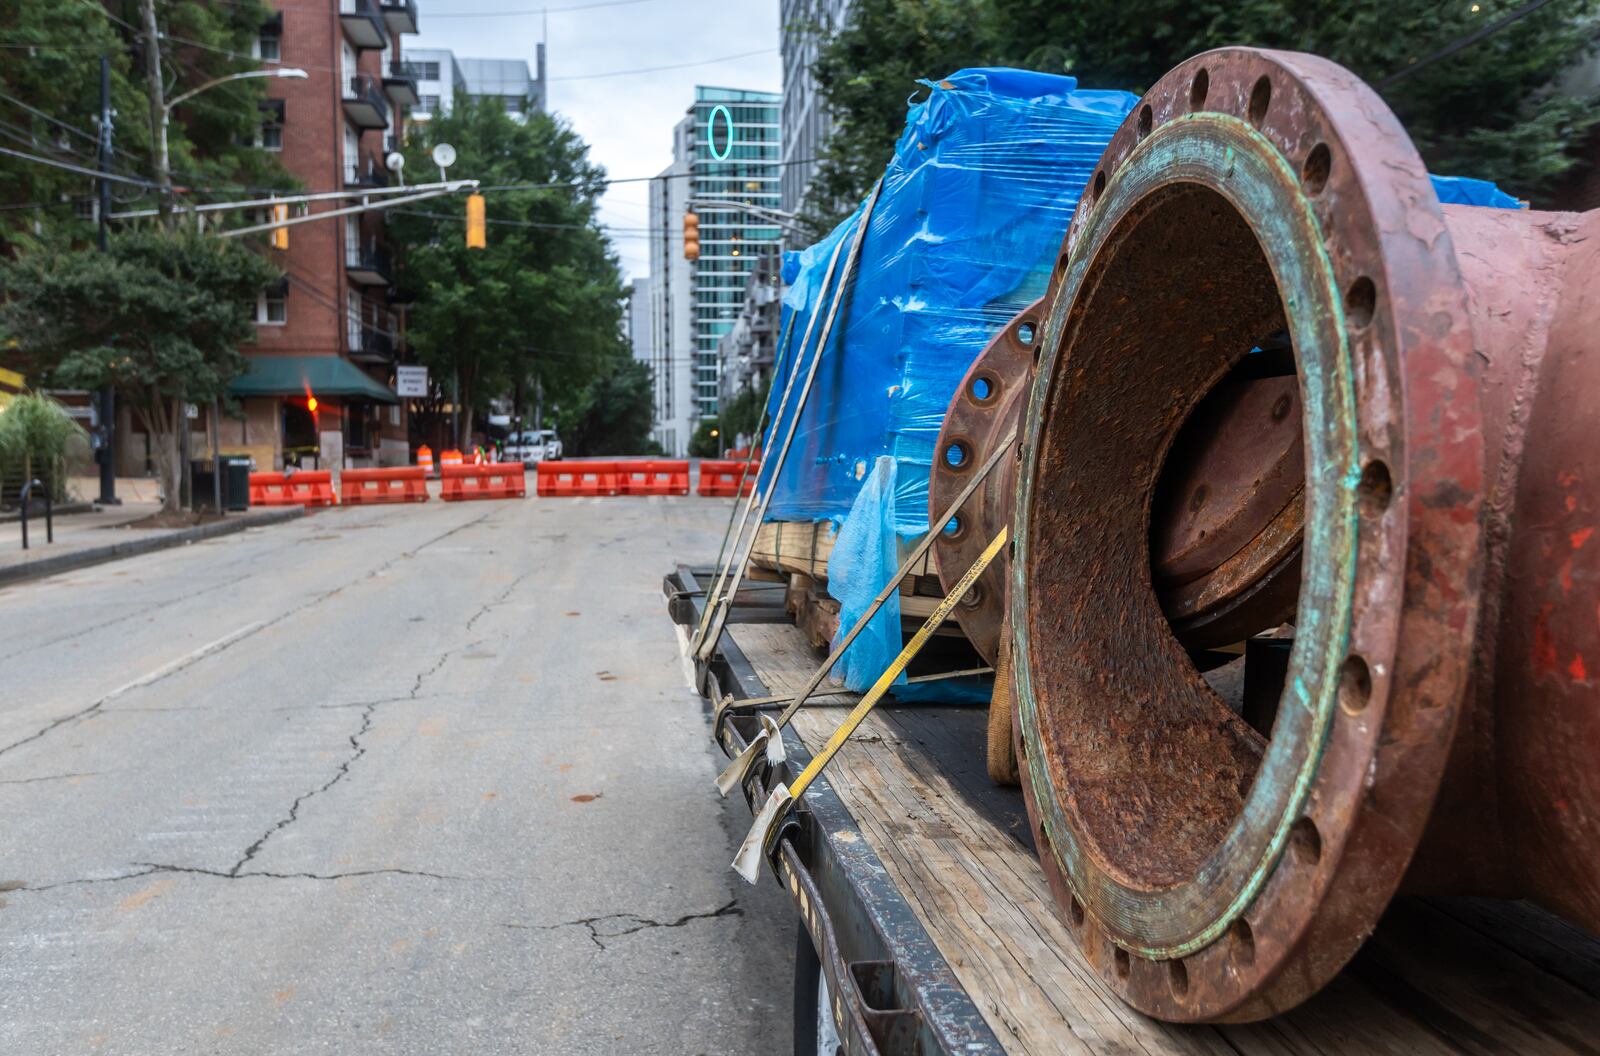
[618,459,690,496]
[249,470,337,507]
[697,460,757,497]
[440,449,464,469]
[535,461,618,497]
[440,462,526,501]
[340,466,429,505]
[416,445,434,476]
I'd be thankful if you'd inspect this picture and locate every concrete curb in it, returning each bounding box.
[0,507,305,588]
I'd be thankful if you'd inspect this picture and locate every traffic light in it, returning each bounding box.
[683,210,699,261]
[271,203,289,251]
[466,193,486,249]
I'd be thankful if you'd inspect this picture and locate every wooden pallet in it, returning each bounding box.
[732,619,1600,1055]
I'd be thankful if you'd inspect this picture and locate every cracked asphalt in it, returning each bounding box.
[0,496,795,1054]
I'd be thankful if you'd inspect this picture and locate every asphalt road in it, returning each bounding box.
[0,495,795,1054]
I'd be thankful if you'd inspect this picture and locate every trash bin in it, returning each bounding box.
[222,456,251,511]
[190,458,251,512]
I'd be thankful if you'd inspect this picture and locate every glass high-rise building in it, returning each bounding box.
[686,86,782,420]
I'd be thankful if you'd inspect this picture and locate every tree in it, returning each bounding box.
[805,0,1600,223]
[0,0,292,252]
[688,417,724,459]
[556,356,661,456]
[389,97,627,448]
[0,230,279,514]
[997,0,1600,198]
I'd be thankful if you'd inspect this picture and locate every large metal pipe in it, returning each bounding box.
[930,46,1598,1022]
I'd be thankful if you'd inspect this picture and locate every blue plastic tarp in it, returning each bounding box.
[759,69,1138,533]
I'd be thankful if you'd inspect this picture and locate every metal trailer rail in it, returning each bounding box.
[666,564,1006,1056]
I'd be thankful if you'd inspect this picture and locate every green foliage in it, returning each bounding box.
[687,418,723,459]
[389,97,627,447]
[555,356,661,456]
[805,0,1600,224]
[718,382,768,443]
[0,391,84,501]
[0,228,279,510]
[0,0,292,252]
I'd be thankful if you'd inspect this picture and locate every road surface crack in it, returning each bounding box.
[0,770,99,785]
[464,569,535,631]
[513,899,744,951]
[13,862,466,892]
[229,634,481,874]
[229,697,383,875]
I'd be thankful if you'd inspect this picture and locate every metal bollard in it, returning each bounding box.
[18,478,52,550]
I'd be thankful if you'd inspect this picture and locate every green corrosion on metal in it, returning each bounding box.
[1009,111,1360,960]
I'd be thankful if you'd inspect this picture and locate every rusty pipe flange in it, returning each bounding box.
[928,300,1042,664]
[1009,48,1483,1021]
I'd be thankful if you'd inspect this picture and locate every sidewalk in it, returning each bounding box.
[0,495,303,587]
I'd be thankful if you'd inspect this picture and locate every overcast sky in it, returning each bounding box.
[417,0,781,283]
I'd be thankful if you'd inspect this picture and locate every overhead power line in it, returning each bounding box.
[0,144,161,188]
[551,48,778,81]
[1378,0,1560,88]
[429,0,657,17]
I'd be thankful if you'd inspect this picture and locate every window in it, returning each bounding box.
[259,119,283,151]
[503,96,523,113]
[417,94,439,114]
[343,123,359,183]
[257,287,287,325]
[416,61,441,80]
[255,31,280,62]
[347,290,362,351]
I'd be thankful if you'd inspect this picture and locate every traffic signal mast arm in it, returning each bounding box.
[684,197,809,238]
[217,181,481,240]
[106,180,480,227]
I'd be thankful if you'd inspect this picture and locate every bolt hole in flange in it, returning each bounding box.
[1302,143,1332,195]
[1016,320,1036,345]
[1248,76,1272,126]
[1169,959,1190,998]
[944,441,969,469]
[1345,276,1377,329]
[1190,68,1209,109]
[1069,895,1086,927]
[1138,104,1153,137]
[1114,946,1132,979]
[970,375,994,402]
[1230,919,1256,966]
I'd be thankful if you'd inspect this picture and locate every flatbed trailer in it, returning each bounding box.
[667,564,1600,1056]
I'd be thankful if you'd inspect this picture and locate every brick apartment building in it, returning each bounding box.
[191,0,421,473]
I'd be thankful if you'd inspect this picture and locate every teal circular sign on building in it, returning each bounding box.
[707,104,735,161]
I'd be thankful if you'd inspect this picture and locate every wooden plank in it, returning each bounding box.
[748,520,933,582]
[730,619,1600,1056]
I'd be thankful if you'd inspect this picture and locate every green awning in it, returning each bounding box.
[230,354,397,404]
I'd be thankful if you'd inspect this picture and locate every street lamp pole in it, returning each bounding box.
[158,68,309,223]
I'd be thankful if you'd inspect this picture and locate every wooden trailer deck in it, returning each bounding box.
[680,566,1600,1055]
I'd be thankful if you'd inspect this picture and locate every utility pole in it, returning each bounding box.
[139,0,191,511]
[139,0,172,228]
[95,54,120,506]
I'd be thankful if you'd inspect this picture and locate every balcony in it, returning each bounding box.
[339,0,388,49]
[342,74,389,130]
[346,154,389,189]
[346,244,392,287]
[350,324,395,363]
[383,60,420,107]
[380,0,418,36]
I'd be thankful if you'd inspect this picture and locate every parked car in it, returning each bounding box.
[507,429,563,466]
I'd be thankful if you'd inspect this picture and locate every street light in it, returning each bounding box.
[158,68,308,207]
